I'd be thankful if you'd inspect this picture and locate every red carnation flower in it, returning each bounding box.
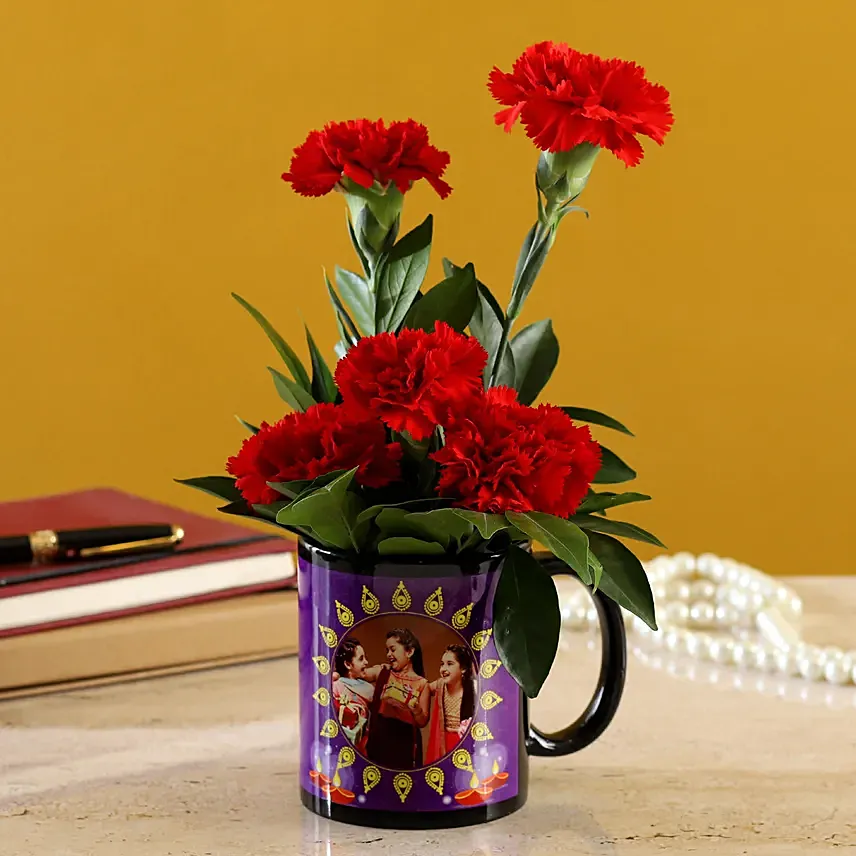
[282,118,452,199]
[432,387,602,516]
[488,41,673,166]
[226,404,402,505]
[334,322,487,441]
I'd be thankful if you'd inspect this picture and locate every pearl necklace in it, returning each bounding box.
[560,552,856,687]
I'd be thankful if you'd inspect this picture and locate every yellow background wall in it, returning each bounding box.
[1,2,854,575]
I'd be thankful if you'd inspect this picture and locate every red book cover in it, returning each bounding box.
[0,487,296,637]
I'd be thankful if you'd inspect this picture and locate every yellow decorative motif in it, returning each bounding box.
[319,719,339,738]
[392,580,412,611]
[337,746,355,769]
[480,690,503,711]
[363,766,381,793]
[335,600,354,628]
[479,658,502,679]
[471,722,494,741]
[452,748,474,773]
[361,585,380,615]
[392,773,413,803]
[312,655,330,675]
[423,587,444,617]
[318,624,338,648]
[451,602,474,629]
[471,628,493,651]
[425,767,444,795]
[312,687,330,707]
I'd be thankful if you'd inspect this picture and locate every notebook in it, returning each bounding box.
[0,487,297,638]
[0,589,299,700]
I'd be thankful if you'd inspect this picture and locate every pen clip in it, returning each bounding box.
[78,526,185,558]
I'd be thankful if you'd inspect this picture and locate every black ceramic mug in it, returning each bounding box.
[298,539,626,829]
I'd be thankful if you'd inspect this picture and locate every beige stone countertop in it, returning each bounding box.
[1,576,855,855]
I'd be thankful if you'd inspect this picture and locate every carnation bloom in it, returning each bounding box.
[432,387,602,516]
[226,404,402,505]
[488,41,673,166]
[334,322,488,441]
[282,118,452,199]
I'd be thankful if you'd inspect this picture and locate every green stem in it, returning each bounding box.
[489,220,552,387]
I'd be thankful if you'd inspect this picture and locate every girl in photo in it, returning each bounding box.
[425,644,477,763]
[363,628,430,769]
[331,638,374,755]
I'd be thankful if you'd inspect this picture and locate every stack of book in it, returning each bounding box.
[0,488,298,700]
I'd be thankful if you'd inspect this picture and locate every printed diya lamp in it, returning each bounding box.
[454,761,508,806]
[310,754,357,805]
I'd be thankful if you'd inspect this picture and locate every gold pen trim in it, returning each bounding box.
[29,529,60,563]
[78,526,185,558]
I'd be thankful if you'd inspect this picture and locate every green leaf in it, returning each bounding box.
[562,407,633,436]
[335,267,375,335]
[505,511,591,584]
[593,447,637,484]
[404,262,478,334]
[507,226,552,321]
[324,271,360,349]
[267,468,350,501]
[232,293,311,391]
[494,544,561,698]
[451,510,509,540]
[234,415,259,434]
[510,319,559,405]
[305,326,337,403]
[374,508,473,550]
[577,491,651,515]
[588,550,604,592]
[346,209,371,278]
[356,498,450,527]
[175,476,242,503]
[443,258,514,387]
[375,214,433,332]
[377,537,446,556]
[587,531,657,630]
[275,469,361,551]
[268,366,317,412]
[573,514,666,548]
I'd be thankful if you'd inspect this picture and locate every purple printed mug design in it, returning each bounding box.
[299,554,519,813]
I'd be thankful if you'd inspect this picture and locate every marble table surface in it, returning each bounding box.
[1,576,855,855]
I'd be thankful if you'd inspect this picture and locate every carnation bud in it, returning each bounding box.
[537,142,601,214]
[341,180,404,256]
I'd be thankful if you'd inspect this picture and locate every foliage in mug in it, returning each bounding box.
[179,40,674,698]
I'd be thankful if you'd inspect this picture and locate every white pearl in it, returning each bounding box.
[664,601,690,626]
[685,633,704,657]
[672,552,696,574]
[708,638,734,664]
[671,581,692,602]
[732,641,749,667]
[747,591,767,612]
[585,607,598,626]
[652,582,668,602]
[689,601,715,627]
[714,604,738,627]
[753,645,776,672]
[728,589,749,611]
[696,553,723,576]
[797,652,825,681]
[789,596,803,618]
[563,603,589,629]
[690,580,717,601]
[695,634,715,660]
[824,656,852,685]
[774,650,801,677]
[663,630,687,654]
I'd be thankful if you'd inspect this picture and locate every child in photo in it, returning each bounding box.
[425,644,477,763]
[331,637,374,755]
[362,628,430,770]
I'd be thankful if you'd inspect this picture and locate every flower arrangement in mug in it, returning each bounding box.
[179,41,674,698]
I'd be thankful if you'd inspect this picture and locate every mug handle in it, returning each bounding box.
[526,552,628,757]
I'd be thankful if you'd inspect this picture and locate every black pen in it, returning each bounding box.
[0,524,185,566]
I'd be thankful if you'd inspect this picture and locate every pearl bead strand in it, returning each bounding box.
[560,552,856,688]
